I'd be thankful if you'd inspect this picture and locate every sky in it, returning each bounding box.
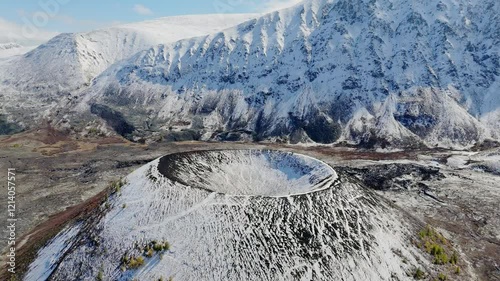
[0,0,303,46]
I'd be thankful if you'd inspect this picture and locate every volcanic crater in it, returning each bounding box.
[26,150,424,281]
[157,150,337,197]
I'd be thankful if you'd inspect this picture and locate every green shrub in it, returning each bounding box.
[419,226,432,239]
[419,226,454,266]
[454,266,461,275]
[96,269,104,281]
[430,244,444,256]
[121,240,171,272]
[153,243,163,252]
[129,256,144,269]
[413,268,425,279]
[152,240,170,252]
[450,252,458,265]
[110,179,126,194]
[122,255,145,269]
[437,273,447,280]
[433,252,449,265]
[419,225,447,244]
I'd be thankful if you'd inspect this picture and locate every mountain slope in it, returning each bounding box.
[80,0,499,148]
[0,14,257,134]
[0,14,258,93]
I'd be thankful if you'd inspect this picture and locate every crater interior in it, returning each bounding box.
[158,149,337,197]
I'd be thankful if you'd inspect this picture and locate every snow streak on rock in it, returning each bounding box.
[24,224,82,281]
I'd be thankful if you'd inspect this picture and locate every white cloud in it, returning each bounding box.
[133,4,153,16]
[0,17,58,46]
[258,0,304,13]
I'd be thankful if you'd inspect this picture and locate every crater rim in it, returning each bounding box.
[156,149,338,198]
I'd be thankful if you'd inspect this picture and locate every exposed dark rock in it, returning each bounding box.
[288,111,341,144]
[0,115,23,135]
[338,163,445,191]
[90,104,135,139]
[162,129,202,142]
[213,130,253,142]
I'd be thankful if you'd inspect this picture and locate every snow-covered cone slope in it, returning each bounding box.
[26,150,428,281]
[82,0,499,147]
[0,14,257,93]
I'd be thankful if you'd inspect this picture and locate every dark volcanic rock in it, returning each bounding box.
[338,163,445,191]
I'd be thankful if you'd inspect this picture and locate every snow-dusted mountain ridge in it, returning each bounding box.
[0,14,258,93]
[0,43,22,50]
[0,43,35,59]
[81,0,499,148]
